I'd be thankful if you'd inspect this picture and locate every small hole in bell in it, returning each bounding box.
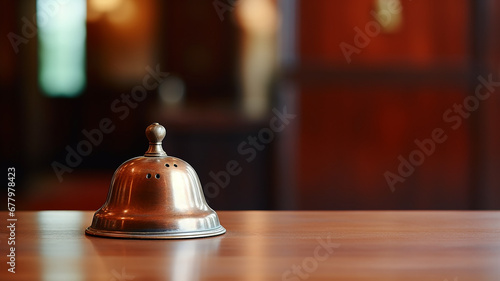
[146,174,151,179]
[174,164,178,167]
[165,164,170,167]
[155,174,160,179]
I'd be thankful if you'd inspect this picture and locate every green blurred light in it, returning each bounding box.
[37,0,86,97]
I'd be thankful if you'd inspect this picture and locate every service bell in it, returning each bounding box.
[85,123,226,239]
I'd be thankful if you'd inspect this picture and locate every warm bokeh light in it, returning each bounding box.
[107,0,137,24]
[375,0,403,33]
[87,0,137,24]
[236,0,279,119]
[237,0,279,35]
[89,0,123,13]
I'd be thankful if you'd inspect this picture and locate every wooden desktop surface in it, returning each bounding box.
[1,211,500,281]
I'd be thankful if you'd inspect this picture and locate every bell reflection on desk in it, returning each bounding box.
[170,239,222,281]
[86,235,222,281]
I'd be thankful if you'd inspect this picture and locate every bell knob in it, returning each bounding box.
[144,122,167,157]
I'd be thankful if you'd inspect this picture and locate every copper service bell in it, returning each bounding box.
[85,123,226,239]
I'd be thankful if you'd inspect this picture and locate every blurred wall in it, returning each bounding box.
[1,0,499,210]
[281,0,500,209]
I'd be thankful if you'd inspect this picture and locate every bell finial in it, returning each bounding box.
[144,123,167,156]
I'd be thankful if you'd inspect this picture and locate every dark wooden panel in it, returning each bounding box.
[299,0,470,67]
[286,0,476,209]
[295,85,471,209]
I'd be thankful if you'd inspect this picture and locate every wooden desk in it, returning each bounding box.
[2,211,500,280]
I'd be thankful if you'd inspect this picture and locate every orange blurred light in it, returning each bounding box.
[89,0,123,13]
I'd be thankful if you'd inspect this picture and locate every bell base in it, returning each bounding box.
[85,226,226,239]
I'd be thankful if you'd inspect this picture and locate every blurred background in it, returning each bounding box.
[1,0,500,210]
